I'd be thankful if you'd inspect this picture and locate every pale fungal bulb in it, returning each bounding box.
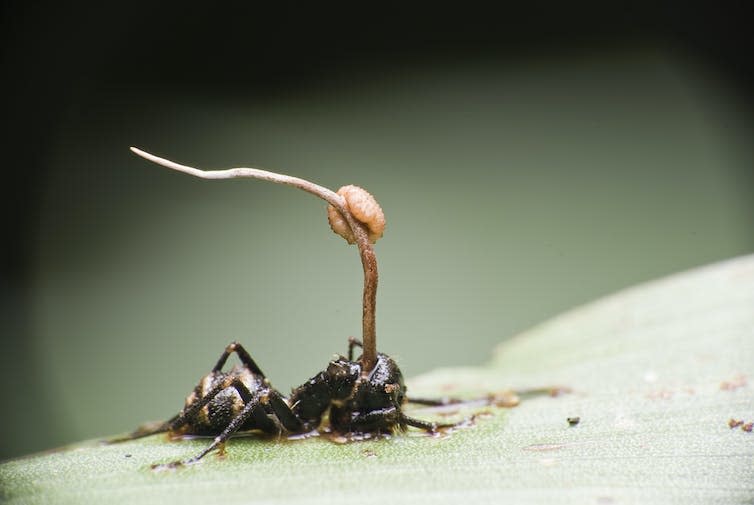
[327,185,385,244]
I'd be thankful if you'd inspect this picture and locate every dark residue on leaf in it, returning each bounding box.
[726,418,753,433]
[728,418,744,429]
[150,461,185,472]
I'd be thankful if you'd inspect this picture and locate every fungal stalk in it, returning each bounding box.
[129,147,382,372]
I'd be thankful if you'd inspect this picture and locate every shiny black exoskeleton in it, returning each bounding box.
[114,338,446,465]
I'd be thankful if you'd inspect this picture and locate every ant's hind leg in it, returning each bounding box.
[213,341,267,377]
[105,414,178,443]
[163,395,269,468]
[110,373,249,444]
[408,387,560,411]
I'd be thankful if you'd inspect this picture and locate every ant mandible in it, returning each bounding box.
[110,148,523,467]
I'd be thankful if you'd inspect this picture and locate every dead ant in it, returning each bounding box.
[109,148,544,467]
[110,337,464,467]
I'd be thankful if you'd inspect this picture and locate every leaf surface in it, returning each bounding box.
[2,256,753,504]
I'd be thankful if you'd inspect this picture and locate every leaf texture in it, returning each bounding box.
[2,256,753,504]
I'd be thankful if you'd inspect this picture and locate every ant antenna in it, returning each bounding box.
[129,147,380,372]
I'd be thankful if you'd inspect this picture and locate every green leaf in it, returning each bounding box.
[2,256,753,504]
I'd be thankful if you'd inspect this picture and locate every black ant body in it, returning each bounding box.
[112,338,453,466]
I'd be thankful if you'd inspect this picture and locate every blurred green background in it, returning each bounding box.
[2,5,753,460]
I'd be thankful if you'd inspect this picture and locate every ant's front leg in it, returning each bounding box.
[401,414,461,433]
[347,337,362,361]
[403,387,566,432]
[407,397,465,407]
[402,397,513,434]
[106,373,248,444]
[405,392,520,412]
[408,386,566,408]
[336,407,462,435]
[108,342,268,444]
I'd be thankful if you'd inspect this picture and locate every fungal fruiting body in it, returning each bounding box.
[327,185,385,245]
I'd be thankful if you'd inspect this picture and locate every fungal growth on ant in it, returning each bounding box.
[128,147,383,373]
[111,148,547,468]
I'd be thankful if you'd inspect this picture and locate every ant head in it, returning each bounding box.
[366,354,406,406]
[326,356,361,400]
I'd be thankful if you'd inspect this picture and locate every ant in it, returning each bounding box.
[112,148,549,467]
[111,337,462,466]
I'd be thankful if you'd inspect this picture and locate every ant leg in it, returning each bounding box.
[107,372,243,444]
[172,395,268,466]
[336,408,460,435]
[407,397,464,406]
[401,415,458,432]
[213,341,267,377]
[167,386,307,466]
[408,387,560,409]
[165,374,264,434]
[347,337,363,361]
[157,379,283,467]
[262,391,305,432]
[340,406,402,433]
